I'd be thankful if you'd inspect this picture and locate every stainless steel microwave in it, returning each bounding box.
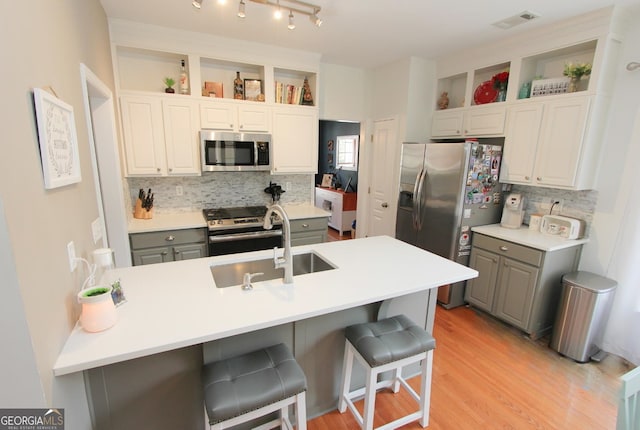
[200,131,271,172]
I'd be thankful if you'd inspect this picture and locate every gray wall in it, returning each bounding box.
[317,120,361,191]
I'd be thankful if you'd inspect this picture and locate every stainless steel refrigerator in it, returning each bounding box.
[395,140,504,309]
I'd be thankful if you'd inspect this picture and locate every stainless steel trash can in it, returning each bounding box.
[550,271,617,362]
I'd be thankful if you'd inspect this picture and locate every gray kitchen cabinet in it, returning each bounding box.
[465,233,581,339]
[130,228,207,266]
[465,248,500,312]
[290,217,328,246]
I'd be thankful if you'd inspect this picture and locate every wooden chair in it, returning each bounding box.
[617,366,640,430]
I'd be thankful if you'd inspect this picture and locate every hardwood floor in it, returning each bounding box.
[308,305,632,429]
[327,227,353,241]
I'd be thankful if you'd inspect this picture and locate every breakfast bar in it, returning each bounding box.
[54,236,477,428]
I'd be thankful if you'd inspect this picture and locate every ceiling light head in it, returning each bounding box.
[237,0,246,17]
[273,0,282,19]
[310,11,322,27]
[192,0,202,9]
[287,10,295,30]
[217,0,227,4]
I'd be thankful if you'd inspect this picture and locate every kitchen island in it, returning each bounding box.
[54,236,477,429]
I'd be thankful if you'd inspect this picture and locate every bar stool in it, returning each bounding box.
[203,343,307,430]
[338,314,436,430]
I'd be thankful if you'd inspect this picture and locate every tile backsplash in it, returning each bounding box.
[510,184,598,235]
[127,172,314,214]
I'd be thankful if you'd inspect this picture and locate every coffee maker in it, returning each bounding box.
[501,193,525,229]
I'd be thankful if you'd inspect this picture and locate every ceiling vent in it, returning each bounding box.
[492,11,540,30]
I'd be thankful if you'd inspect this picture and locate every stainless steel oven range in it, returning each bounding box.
[203,206,283,256]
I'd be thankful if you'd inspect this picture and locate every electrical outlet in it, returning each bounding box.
[176,185,183,196]
[91,218,102,244]
[67,241,77,272]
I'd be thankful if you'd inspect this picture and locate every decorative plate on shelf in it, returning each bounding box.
[474,81,498,105]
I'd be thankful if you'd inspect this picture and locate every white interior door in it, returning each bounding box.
[368,117,398,237]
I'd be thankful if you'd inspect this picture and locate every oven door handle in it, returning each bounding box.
[208,230,283,243]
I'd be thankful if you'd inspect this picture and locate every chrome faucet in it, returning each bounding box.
[263,204,293,284]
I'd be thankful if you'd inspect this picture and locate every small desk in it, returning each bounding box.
[314,187,357,235]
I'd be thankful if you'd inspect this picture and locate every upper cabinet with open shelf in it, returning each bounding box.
[116,47,192,95]
[517,40,597,99]
[199,57,265,100]
[435,61,511,111]
[436,72,467,110]
[113,45,318,108]
[432,7,625,113]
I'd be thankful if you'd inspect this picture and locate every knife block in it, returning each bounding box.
[133,198,153,220]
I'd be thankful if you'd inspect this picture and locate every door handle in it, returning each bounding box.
[499,245,508,251]
[166,235,175,241]
[381,202,388,208]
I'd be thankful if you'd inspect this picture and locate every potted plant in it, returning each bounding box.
[163,77,176,93]
[563,63,592,92]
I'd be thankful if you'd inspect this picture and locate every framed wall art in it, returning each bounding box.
[243,79,262,101]
[33,88,81,189]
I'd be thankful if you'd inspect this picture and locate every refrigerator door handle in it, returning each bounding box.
[411,169,422,229]
[415,168,427,230]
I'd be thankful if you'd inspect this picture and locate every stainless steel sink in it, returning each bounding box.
[211,252,336,288]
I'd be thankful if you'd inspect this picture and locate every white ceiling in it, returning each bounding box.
[100,0,639,69]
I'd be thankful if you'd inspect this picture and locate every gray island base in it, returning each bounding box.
[55,236,477,429]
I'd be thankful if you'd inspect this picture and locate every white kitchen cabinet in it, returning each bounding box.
[200,99,270,132]
[162,99,201,175]
[534,96,591,188]
[120,95,200,176]
[120,95,166,176]
[272,106,319,174]
[499,103,544,184]
[501,95,592,189]
[431,105,506,138]
[314,187,357,235]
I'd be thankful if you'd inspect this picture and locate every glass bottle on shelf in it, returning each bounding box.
[179,60,189,95]
[234,71,244,100]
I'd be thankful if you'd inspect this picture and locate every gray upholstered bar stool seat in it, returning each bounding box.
[203,343,307,430]
[338,314,436,430]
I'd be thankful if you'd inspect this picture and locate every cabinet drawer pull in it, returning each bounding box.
[229,124,233,128]
[381,202,388,208]
[499,245,508,252]
[161,251,168,255]
[174,250,180,254]
[302,223,309,228]
[525,176,530,180]
[157,168,161,172]
[166,235,175,242]
[537,177,542,181]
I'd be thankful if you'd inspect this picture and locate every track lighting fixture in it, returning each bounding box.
[237,0,245,17]
[274,1,283,20]
[288,10,295,30]
[192,0,322,29]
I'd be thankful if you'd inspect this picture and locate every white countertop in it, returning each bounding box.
[53,236,476,376]
[127,204,329,234]
[472,224,589,251]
